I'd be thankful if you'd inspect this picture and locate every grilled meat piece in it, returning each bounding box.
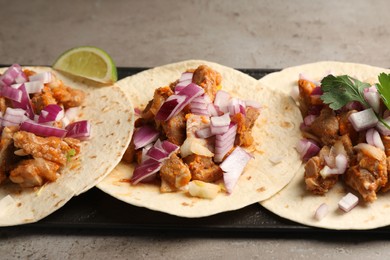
[160,153,191,192]
[192,65,222,101]
[51,85,85,109]
[344,144,387,202]
[0,127,20,184]
[184,154,223,183]
[297,78,322,117]
[231,106,260,147]
[31,85,57,114]
[9,158,60,188]
[304,146,339,194]
[309,107,339,146]
[13,131,80,166]
[161,111,186,146]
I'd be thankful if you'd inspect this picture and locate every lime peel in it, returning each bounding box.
[53,46,117,84]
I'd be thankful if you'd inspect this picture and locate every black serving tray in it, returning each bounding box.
[3,67,390,237]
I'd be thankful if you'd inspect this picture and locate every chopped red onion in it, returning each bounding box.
[155,95,186,121]
[132,159,162,184]
[345,101,364,111]
[133,125,160,150]
[303,115,317,127]
[364,91,381,114]
[0,64,25,85]
[0,85,22,102]
[311,86,323,96]
[38,104,64,123]
[366,128,384,150]
[376,117,390,136]
[338,193,359,212]
[12,81,44,94]
[214,90,231,113]
[1,108,27,127]
[220,147,252,193]
[156,83,204,121]
[207,104,220,116]
[210,113,230,127]
[160,140,179,155]
[12,83,34,119]
[314,203,329,221]
[146,146,169,162]
[180,72,193,82]
[297,139,320,161]
[20,120,67,138]
[214,124,237,163]
[348,108,378,132]
[210,124,229,135]
[28,71,52,84]
[64,107,80,122]
[65,120,91,140]
[196,127,213,139]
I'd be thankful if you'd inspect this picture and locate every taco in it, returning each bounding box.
[96,60,302,217]
[0,65,134,226]
[260,61,390,230]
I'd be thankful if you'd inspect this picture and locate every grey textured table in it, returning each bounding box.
[1,1,390,259]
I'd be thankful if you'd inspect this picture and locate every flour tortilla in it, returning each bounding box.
[0,66,134,226]
[259,61,390,230]
[96,60,302,217]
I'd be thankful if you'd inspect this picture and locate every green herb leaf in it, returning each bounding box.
[320,75,370,110]
[66,149,76,162]
[376,73,390,110]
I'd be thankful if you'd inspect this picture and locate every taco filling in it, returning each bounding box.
[0,64,90,188]
[123,65,261,197]
[295,71,390,206]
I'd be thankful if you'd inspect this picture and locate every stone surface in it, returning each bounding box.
[1,0,390,259]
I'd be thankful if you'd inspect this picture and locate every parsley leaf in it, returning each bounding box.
[320,75,370,110]
[376,73,390,110]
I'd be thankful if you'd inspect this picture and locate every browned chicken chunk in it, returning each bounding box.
[9,158,60,188]
[160,153,191,192]
[51,85,85,109]
[344,144,387,202]
[184,154,223,183]
[31,86,57,114]
[192,65,222,101]
[161,111,187,146]
[0,127,20,184]
[13,131,80,166]
[304,146,339,194]
[309,107,339,146]
[231,106,260,147]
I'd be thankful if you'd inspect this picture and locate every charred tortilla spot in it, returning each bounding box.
[257,187,266,192]
[54,199,64,208]
[280,121,292,128]
[89,155,97,159]
[17,202,22,207]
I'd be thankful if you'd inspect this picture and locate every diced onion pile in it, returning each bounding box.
[0,64,90,139]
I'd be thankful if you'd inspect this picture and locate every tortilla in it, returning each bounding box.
[259,61,390,230]
[96,60,302,217]
[0,66,134,226]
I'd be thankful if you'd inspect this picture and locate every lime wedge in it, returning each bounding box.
[53,46,117,84]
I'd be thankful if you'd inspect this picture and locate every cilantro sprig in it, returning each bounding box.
[377,73,390,110]
[320,72,390,130]
[320,75,370,110]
